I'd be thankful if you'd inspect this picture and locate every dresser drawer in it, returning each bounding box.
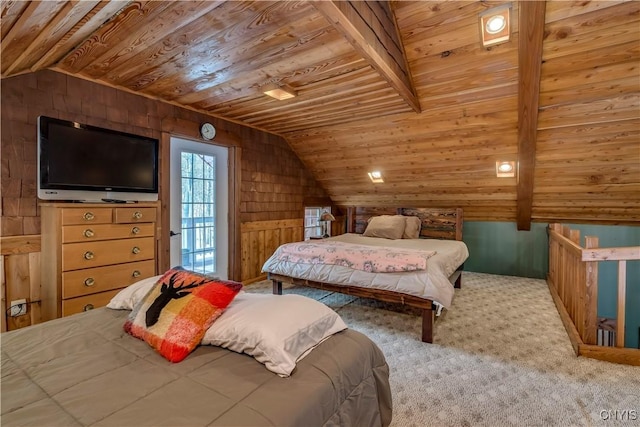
[114,207,156,224]
[62,237,155,271]
[62,260,156,299]
[62,223,155,243]
[62,289,122,317]
[61,208,112,225]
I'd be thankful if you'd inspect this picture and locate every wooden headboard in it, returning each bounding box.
[346,207,464,241]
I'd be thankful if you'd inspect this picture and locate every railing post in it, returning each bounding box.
[583,236,599,345]
[548,224,557,286]
[569,230,586,334]
[617,260,626,348]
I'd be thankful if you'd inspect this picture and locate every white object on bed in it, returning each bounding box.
[108,278,348,377]
[106,274,162,310]
[202,292,348,377]
[262,233,469,308]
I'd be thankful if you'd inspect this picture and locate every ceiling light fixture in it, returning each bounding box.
[263,83,297,100]
[496,161,516,178]
[479,4,512,48]
[368,171,384,183]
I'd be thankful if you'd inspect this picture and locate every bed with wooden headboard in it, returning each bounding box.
[265,207,468,343]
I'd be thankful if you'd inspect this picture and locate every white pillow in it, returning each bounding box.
[106,275,162,310]
[201,292,348,377]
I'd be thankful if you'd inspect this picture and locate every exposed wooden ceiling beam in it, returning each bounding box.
[312,0,421,113]
[516,1,546,230]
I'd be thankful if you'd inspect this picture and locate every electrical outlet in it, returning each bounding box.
[10,299,27,317]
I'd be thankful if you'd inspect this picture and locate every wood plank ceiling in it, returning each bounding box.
[1,0,639,225]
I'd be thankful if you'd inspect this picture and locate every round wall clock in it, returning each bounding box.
[200,122,216,140]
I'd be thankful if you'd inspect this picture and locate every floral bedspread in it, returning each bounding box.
[272,240,436,273]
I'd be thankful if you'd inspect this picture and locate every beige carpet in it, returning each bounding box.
[247,272,640,427]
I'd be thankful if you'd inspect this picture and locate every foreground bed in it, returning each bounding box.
[264,207,468,343]
[1,308,392,426]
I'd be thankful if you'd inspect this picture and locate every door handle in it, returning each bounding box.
[169,230,181,236]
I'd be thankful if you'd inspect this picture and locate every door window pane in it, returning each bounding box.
[181,152,217,274]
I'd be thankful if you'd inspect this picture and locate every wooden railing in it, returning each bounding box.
[547,224,640,366]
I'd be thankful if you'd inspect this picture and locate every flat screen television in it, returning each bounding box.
[37,116,159,202]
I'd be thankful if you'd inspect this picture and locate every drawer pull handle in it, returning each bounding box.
[83,229,95,238]
[131,226,140,234]
[132,246,141,254]
[133,211,143,219]
[84,277,96,287]
[83,304,94,312]
[84,251,95,260]
[83,212,95,221]
[132,270,141,278]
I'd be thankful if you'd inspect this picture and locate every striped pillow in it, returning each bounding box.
[124,267,242,363]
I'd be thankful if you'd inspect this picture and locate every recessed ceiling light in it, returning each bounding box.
[479,4,512,48]
[496,161,516,178]
[263,84,297,100]
[486,15,506,34]
[498,162,513,172]
[368,171,384,183]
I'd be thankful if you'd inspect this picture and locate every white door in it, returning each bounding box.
[170,137,228,279]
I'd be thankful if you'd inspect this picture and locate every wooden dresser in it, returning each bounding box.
[40,202,159,320]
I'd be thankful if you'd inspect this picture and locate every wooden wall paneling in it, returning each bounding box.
[80,2,225,81]
[543,21,638,63]
[28,252,41,325]
[3,1,107,78]
[0,235,41,330]
[540,76,638,109]
[5,253,32,330]
[241,219,304,283]
[543,3,640,58]
[0,235,41,255]
[29,2,130,72]
[137,3,327,102]
[0,0,29,39]
[544,0,630,23]
[0,1,64,75]
[537,94,639,130]
[257,230,266,275]
[248,230,259,283]
[58,2,173,74]
[0,255,6,332]
[240,231,250,282]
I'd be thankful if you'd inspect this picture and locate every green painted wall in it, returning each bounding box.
[463,222,549,279]
[462,221,639,349]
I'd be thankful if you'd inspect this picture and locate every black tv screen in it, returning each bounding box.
[38,116,159,202]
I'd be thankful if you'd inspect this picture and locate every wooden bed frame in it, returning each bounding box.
[269,207,464,343]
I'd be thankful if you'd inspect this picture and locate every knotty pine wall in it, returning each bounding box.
[285,1,639,225]
[0,70,329,330]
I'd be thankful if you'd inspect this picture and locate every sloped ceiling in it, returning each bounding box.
[1,0,638,225]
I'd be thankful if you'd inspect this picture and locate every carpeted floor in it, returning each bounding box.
[247,272,640,427]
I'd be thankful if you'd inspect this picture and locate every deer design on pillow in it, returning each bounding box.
[145,271,210,327]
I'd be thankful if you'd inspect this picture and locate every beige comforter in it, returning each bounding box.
[1,308,392,426]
